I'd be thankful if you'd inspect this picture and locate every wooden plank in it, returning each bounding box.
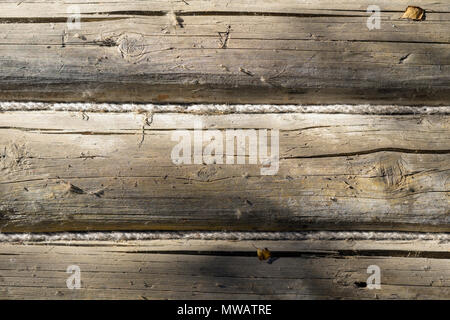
[0,1,448,104]
[0,239,449,299]
[0,111,448,232]
[2,0,450,16]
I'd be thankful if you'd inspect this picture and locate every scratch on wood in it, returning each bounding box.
[138,112,153,148]
[218,25,232,48]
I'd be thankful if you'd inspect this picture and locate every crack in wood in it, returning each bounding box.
[282,148,450,159]
[118,249,450,259]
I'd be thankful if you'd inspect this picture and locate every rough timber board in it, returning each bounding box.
[0,239,449,300]
[0,111,448,233]
[0,1,449,104]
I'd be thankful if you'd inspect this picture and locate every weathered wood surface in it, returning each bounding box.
[0,239,449,299]
[0,0,449,104]
[0,111,448,232]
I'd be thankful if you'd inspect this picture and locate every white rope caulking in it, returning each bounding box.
[1,102,450,114]
[0,231,448,242]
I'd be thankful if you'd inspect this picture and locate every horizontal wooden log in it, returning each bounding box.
[0,111,448,232]
[3,0,450,16]
[0,1,448,104]
[0,239,449,299]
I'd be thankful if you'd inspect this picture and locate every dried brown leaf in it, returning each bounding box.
[401,6,425,21]
[257,248,272,261]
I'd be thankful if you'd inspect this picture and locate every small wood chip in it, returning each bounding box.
[401,6,425,21]
[239,67,254,76]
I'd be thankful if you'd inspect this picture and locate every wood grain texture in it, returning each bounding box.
[0,0,448,104]
[0,239,449,299]
[0,111,448,232]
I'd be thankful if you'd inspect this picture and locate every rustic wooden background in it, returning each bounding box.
[0,0,449,299]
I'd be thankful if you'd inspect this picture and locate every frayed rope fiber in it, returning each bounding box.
[0,231,449,243]
[1,102,450,114]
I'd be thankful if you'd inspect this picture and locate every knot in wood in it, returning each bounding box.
[117,34,145,61]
